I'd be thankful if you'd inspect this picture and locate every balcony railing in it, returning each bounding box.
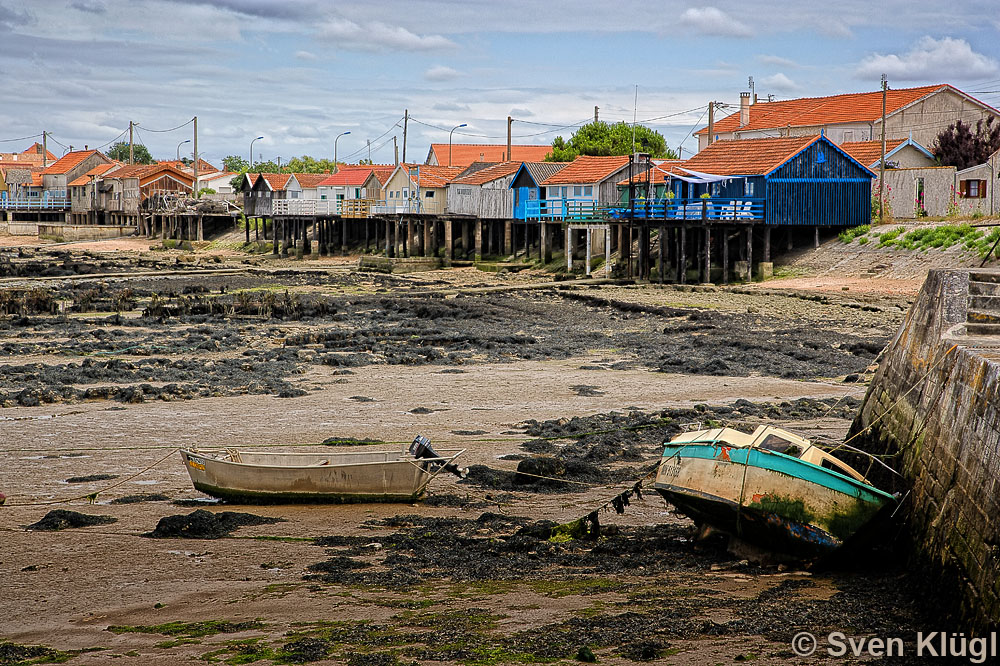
[606,197,765,222]
[523,198,597,221]
[0,195,71,211]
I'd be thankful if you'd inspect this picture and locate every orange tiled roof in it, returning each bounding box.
[616,159,685,186]
[43,150,108,175]
[103,164,195,187]
[22,143,58,161]
[250,172,293,190]
[450,161,522,186]
[676,135,824,176]
[397,164,465,188]
[318,169,373,187]
[30,173,43,186]
[67,163,119,187]
[430,144,552,168]
[540,155,631,185]
[695,85,970,137]
[370,167,395,185]
[839,139,908,167]
[292,173,329,188]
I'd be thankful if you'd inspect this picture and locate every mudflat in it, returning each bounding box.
[1,244,937,665]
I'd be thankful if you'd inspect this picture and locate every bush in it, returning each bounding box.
[838,224,870,244]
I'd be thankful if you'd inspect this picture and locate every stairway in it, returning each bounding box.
[966,272,1000,335]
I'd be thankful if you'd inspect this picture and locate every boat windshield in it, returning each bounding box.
[755,433,804,458]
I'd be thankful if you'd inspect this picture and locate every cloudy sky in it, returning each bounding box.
[2,0,999,167]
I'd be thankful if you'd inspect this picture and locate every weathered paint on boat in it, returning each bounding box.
[179,448,464,504]
[653,427,895,557]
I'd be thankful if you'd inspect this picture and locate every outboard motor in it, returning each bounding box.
[410,435,468,479]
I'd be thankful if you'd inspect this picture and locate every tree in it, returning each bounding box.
[546,121,676,161]
[222,155,249,172]
[106,141,153,164]
[933,116,1000,170]
[284,155,338,173]
[229,160,282,193]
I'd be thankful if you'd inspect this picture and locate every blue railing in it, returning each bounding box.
[524,198,599,220]
[606,197,764,222]
[0,195,71,211]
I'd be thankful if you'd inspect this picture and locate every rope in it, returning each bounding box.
[3,448,179,507]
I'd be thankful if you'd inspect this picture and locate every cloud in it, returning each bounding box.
[161,0,316,20]
[677,7,751,38]
[0,3,32,30]
[757,55,798,69]
[510,107,533,117]
[424,65,459,81]
[760,73,799,92]
[432,102,470,112]
[69,1,106,13]
[294,50,318,61]
[318,19,456,52]
[857,36,999,81]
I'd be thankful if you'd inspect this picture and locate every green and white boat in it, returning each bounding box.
[653,425,895,558]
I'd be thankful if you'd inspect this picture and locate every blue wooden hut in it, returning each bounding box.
[509,161,571,220]
[647,134,874,227]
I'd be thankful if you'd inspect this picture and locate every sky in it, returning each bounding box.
[2,0,1000,169]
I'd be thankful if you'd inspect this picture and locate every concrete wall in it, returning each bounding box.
[850,269,1000,628]
[37,223,136,241]
[878,166,956,218]
[6,222,38,235]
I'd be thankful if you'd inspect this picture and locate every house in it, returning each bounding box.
[425,143,552,168]
[66,163,121,223]
[197,171,239,197]
[379,164,464,214]
[91,164,195,223]
[0,143,56,167]
[242,173,301,216]
[696,84,1000,154]
[317,169,372,205]
[839,137,935,170]
[446,161,523,218]
[536,155,632,219]
[291,173,329,200]
[40,149,113,200]
[653,134,874,227]
[508,162,570,220]
[615,159,686,202]
[0,164,41,201]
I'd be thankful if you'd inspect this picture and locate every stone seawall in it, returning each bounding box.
[850,269,1000,628]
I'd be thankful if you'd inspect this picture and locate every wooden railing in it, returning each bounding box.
[0,195,71,211]
[605,197,765,222]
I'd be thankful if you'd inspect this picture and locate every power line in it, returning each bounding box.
[140,118,195,133]
[0,133,42,144]
[94,128,130,151]
[339,115,404,161]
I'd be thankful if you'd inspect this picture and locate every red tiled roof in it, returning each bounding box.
[676,135,822,176]
[22,143,58,161]
[43,150,108,175]
[429,144,552,168]
[370,167,394,185]
[839,139,908,167]
[249,173,293,190]
[450,161,522,186]
[695,85,966,137]
[318,169,373,187]
[103,163,195,186]
[540,155,631,185]
[30,173,43,186]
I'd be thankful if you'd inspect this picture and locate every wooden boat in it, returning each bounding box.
[179,436,467,504]
[653,425,895,558]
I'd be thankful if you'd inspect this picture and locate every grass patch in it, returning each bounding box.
[106,619,265,638]
[875,223,1000,257]
[838,224,870,244]
[153,638,201,649]
[0,641,74,665]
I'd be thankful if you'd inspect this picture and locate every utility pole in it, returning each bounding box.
[192,116,199,197]
[128,121,135,165]
[879,74,887,224]
[707,101,715,146]
[367,139,371,163]
[42,131,48,167]
[393,136,398,165]
[594,106,599,124]
[402,109,408,164]
[507,116,512,161]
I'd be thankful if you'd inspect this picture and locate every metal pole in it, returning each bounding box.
[250,136,263,168]
[449,123,467,167]
[507,116,512,161]
[192,116,199,196]
[402,109,408,164]
[176,139,190,162]
[879,74,887,223]
[129,121,134,165]
[334,131,351,174]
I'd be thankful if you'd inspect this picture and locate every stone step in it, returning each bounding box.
[969,272,1000,284]
[968,294,1000,311]
[967,309,1000,325]
[968,280,1000,297]
[966,322,1000,336]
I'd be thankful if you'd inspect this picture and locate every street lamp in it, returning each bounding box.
[176,139,191,162]
[449,123,467,167]
[334,131,351,173]
[249,136,263,167]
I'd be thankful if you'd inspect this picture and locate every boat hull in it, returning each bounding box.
[180,449,446,504]
[654,444,894,557]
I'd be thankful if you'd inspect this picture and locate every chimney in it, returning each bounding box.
[739,92,751,128]
[84,145,88,150]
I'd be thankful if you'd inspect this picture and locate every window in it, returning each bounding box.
[573,186,583,197]
[960,179,987,199]
[757,434,802,458]
[354,188,361,198]
[425,190,434,198]
[402,188,409,198]
[744,181,754,197]
[457,187,472,195]
[843,130,855,143]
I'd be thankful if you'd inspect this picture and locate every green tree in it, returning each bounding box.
[284,155,338,173]
[107,141,153,164]
[222,155,249,172]
[230,160,282,192]
[546,121,676,161]
[933,117,1000,170]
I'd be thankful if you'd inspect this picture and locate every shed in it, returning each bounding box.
[446,161,522,217]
